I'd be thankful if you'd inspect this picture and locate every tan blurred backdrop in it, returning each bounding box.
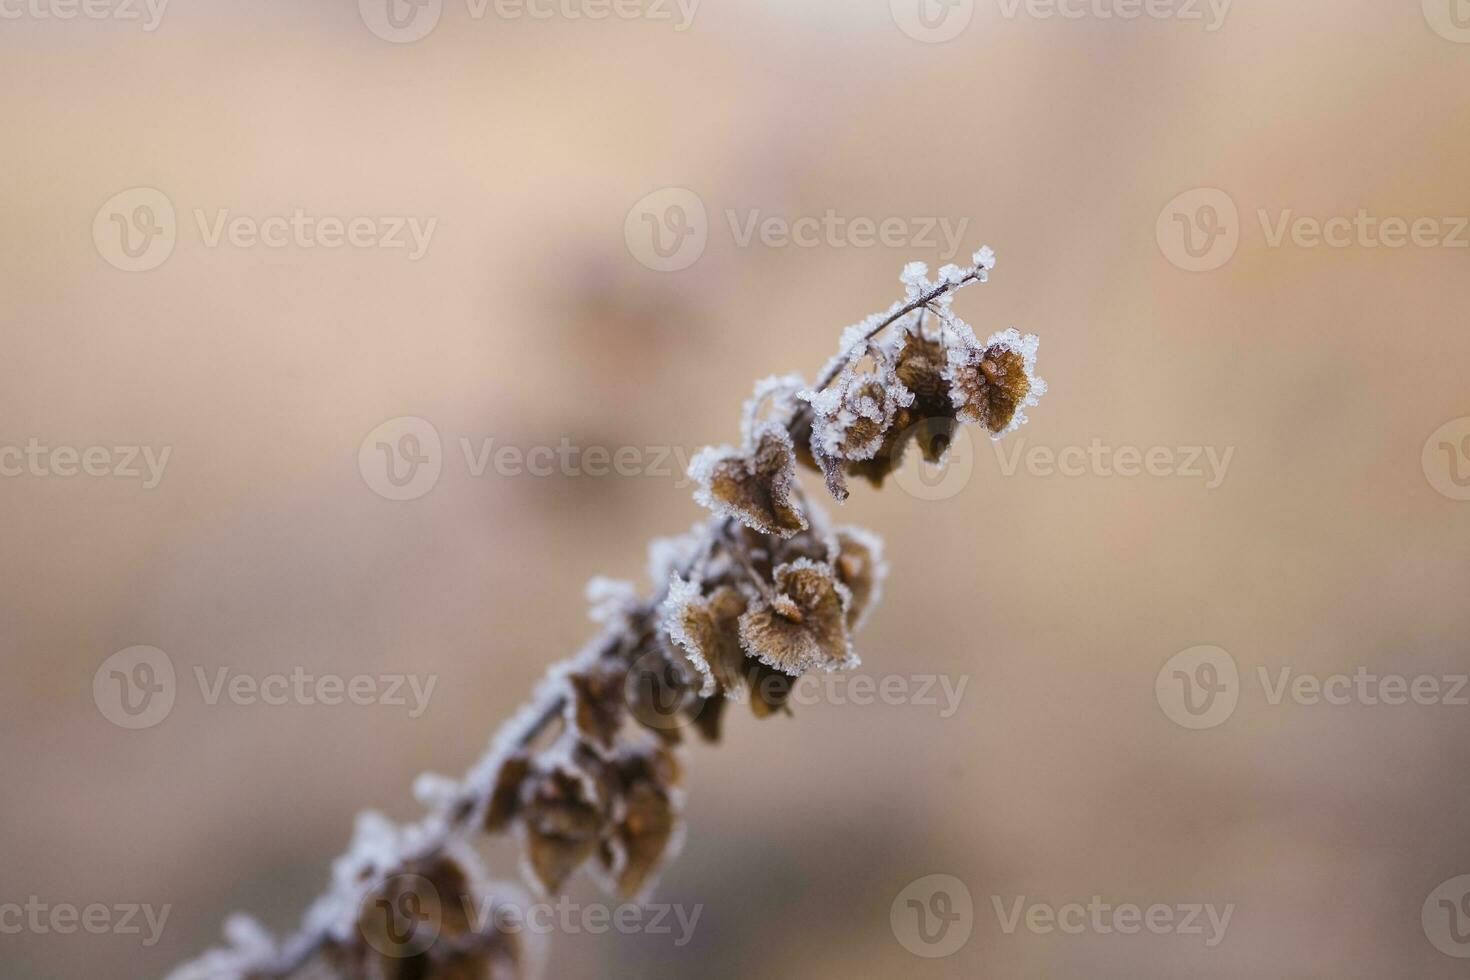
[3,1,1470,977]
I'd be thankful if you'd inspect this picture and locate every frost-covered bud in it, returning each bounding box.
[661,575,748,698]
[738,558,856,677]
[597,744,682,902]
[943,326,1046,437]
[689,423,808,538]
[566,659,629,750]
[900,260,931,299]
[800,368,914,464]
[831,526,887,632]
[519,743,616,896]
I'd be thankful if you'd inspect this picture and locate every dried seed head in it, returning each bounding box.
[482,754,530,834]
[832,526,887,632]
[519,744,615,895]
[566,661,628,751]
[661,575,749,698]
[689,423,808,538]
[943,326,1046,437]
[598,744,683,902]
[800,365,914,464]
[737,558,855,677]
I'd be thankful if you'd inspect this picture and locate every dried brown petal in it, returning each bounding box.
[687,691,726,742]
[802,369,912,463]
[482,754,530,833]
[832,526,886,631]
[689,423,807,538]
[737,559,854,677]
[520,747,614,895]
[661,577,749,697]
[600,746,682,901]
[943,327,1044,435]
[624,645,696,740]
[566,661,626,750]
[352,852,524,980]
[747,660,794,718]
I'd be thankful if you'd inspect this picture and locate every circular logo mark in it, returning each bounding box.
[890,0,975,43]
[624,188,708,272]
[93,646,176,730]
[359,416,443,501]
[623,649,696,733]
[359,873,443,958]
[1424,0,1470,43]
[892,419,975,501]
[359,0,442,43]
[1156,188,1239,272]
[891,874,974,958]
[1423,875,1470,957]
[1156,645,1239,730]
[93,187,177,272]
[1422,417,1470,501]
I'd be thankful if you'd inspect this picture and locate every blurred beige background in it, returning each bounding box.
[3,1,1470,977]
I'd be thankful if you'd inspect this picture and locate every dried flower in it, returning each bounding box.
[171,247,1045,980]
[661,575,749,698]
[519,744,615,895]
[689,422,808,537]
[738,558,855,676]
[597,745,683,901]
[943,325,1046,437]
